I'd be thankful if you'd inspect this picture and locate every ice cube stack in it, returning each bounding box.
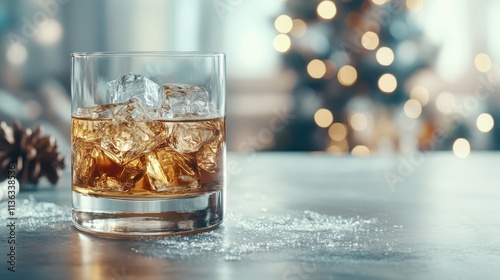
[72,73,223,193]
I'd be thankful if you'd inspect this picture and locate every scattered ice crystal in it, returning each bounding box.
[132,211,399,262]
[0,196,71,231]
[0,197,403,263]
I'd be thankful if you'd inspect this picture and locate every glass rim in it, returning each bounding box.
[71,51,225,58]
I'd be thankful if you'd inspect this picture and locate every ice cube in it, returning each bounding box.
[108,73,163,109]
[119,156,146,189]
[100,99,166,164]
[73,139,123,187]
[73,104,124,141]
[72,140,98,186]
[167,121,215,153]
[94,173,131,192]
[75,103,123,119]
[197,131,223,173]
[145,148,200,192]
[162,84,210,118]
[92,146,122,176]
[72,118,107,141]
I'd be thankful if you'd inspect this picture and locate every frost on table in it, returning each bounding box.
[0,196,71,232]
[132,211,402,262]
[0,196,404,263]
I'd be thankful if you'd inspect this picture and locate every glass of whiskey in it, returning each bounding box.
[71,52,225,236]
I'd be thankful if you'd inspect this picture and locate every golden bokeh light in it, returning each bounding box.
[410,86,429,106]
[476,113,494,133]
[317,1,337,20]
[273,34,291,53]
[275,15,293,34]
[371,0,388,5]
[376,47,394,66]
[307,59,327,79]
[403,99,422,119]
[314,108,334,128]
[474,53,492,73]
[291,19,307,37]
[378,73,397,93]
[350,112,368,131]
[352,145,370,156]
[435,91,455,114]
[361,31,379,50]
[328,123,348,141]
[453,138,470,159]
[337,65,358,86]
[406,0,424,12]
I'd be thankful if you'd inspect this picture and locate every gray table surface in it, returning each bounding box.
[1,152,499,280]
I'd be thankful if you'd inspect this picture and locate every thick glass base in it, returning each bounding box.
[72,190,224,237]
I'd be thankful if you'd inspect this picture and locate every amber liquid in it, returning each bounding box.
[72,116,225,198]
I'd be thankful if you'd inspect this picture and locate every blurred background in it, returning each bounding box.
[0,0,499,159]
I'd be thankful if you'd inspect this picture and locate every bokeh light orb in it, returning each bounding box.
[328,123,348,141]
[337,65,358,86]
[453,138,470,159]
[307,59,327,79]
[361,31,379,50]
[314,108,334,128]
[317,1,337,20]
[376,47,394,66]
[475,53,492,73]
[476,113,494,133]
[275,15,293,34]
[378,73,397,93]
[403,99,422,119]
[273,34,291,53]
[410,86,429,106]
[352,145,370,156]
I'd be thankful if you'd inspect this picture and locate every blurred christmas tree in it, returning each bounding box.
[272,0,435,153]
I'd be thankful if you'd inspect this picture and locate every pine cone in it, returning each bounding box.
[0,121,65,187]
